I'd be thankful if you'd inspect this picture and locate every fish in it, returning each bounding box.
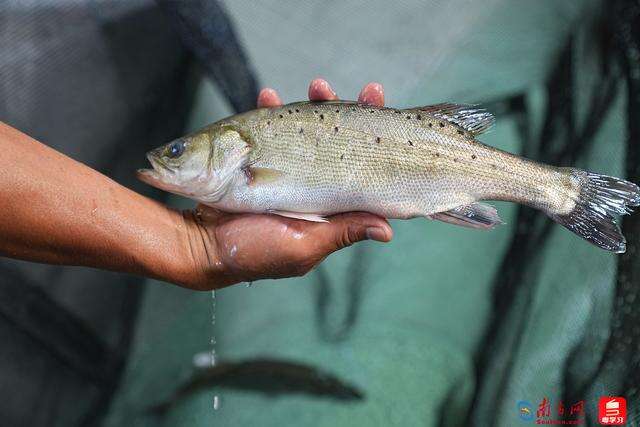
[138,101,640,253]
[148,357,364,414]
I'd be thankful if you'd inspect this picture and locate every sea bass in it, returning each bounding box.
[138,101,640,253]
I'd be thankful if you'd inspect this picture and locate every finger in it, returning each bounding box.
[257,88,282,108]
[308,78,338,101]
[358,82,384,106]
[311,212,393,253]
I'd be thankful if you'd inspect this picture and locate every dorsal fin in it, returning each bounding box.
[411,103,495,136]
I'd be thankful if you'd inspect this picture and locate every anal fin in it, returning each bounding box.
[430,203,503,230]
[268,210,329,223]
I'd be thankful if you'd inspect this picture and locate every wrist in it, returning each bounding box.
[154,208,235,290]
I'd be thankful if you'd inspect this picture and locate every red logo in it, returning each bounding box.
[598,397,626,425]
[533,397,584,424]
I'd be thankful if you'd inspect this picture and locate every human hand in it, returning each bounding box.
[177,79,392,290]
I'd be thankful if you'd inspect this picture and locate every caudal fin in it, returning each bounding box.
[550,170,640,253]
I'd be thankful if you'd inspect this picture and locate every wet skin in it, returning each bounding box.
[0,79,392,290]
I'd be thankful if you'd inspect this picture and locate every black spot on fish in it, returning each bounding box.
[395,110,401,114]
[454,158,459,162]
[335,109,339,113]
[491,163,497,169]
[295,109,299,113]
[299,128,304,134]
[439,122,445,127]
[417,114,422,120]
[267,121,271,125]
[471,154,477,159]
[434,153,440,157]
[457,129,464,135]
[320,114,324,120]
[428,122,433,128]
[334,126,339,133]
[370,110,374,113]
[314,110,318,114]
[340,154,344,160]
[406,115,411,120]
[408,140,414,146]
[376,137,381,143]
[288,109,292,114]
[279,114,283,118]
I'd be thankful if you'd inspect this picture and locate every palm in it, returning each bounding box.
[197,208,386,284]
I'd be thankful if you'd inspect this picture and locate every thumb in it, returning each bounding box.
[319,212,393,252]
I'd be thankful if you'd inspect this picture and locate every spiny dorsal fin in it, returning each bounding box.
[412,103,495,136]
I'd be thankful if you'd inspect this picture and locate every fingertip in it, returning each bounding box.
[326,212,393,243]
[308,78,338,101]
[257,88,282,108]
[365,227,388,242]
[365,217,393,242]
[358,82,384,107]
[379,223,394,242]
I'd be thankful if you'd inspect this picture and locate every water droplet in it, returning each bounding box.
[209,291,221,410]
[246,281,253,288]
[210,290,217,367]
[193,352,214,368]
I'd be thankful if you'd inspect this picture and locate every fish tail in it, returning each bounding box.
[549,169,640,253]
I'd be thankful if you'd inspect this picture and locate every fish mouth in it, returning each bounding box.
[136,153,175,190]
[136,167,162,187]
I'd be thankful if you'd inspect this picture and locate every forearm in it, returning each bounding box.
[0,122,199,284]
[0,81,392,291]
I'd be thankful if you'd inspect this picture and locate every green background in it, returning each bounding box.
[106,1,628,425]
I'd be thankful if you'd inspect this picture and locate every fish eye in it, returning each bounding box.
[167,140,185,158]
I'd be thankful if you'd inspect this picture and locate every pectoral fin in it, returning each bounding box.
[268,210,328,223]
[248,167,285,186]
[430,203,503,230]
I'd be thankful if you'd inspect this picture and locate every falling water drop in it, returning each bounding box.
[192,352,212,368]
[210,290,220,410]
[210,290,217,366]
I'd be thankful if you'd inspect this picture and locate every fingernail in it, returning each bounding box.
[365,227,388,242]
[359,82,384,105]
[309,78,336,99]
[365,82,383,96]
[322,81,336,97]
[258,88,275,100]
[257,88,281,107]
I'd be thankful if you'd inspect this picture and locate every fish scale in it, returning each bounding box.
[229,101,558,218]
[139,101,640,253]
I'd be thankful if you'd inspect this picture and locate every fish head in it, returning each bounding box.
[137,131,211,194]
[138,124,251,201]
